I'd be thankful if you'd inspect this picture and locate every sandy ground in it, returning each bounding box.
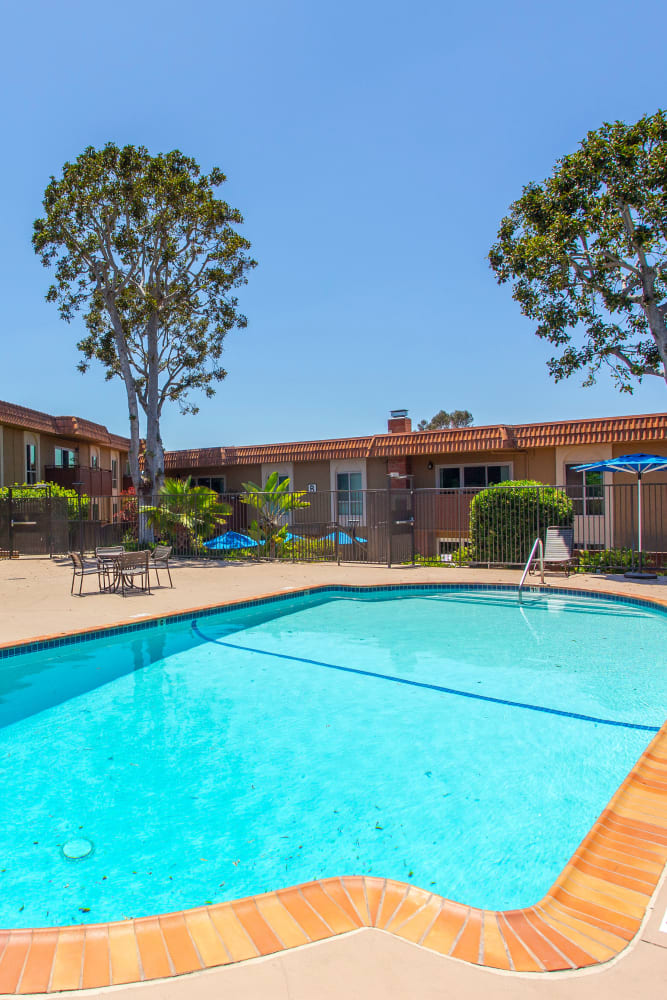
[2,555,666,998]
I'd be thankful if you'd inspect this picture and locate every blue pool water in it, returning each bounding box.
[0,587,664,929]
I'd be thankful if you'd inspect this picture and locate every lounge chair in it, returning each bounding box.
[68,551,102,596]
[118,551,151,596]
[151,545,173,587]
[543,526,576,576]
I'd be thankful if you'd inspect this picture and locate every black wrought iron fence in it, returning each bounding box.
[6,482,665,572]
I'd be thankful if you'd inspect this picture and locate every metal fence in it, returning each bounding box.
[1,483,665,572]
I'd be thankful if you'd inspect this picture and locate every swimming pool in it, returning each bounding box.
[0,585,665,932]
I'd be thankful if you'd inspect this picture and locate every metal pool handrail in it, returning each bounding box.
[518,536,544,603]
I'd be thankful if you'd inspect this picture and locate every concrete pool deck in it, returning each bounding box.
[0,558,666,997]
[1,557,666,647]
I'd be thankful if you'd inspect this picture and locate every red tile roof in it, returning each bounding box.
[0,400,129,450]
[165,412,667,471]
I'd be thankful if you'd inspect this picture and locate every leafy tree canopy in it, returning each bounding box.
[417,409,474,431]
[489,111,667,391]
[33,143,256,490]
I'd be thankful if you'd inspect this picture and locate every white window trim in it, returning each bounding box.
[330,459,367,525]
[111,451,119,493]
[23,432,40,484]
[556,444,611,487]
[435,461,514,489]
[89,446,100,470]
[556,444,613,547]
[261,463,294,488]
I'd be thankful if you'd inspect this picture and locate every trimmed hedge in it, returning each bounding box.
[469,480,573,565]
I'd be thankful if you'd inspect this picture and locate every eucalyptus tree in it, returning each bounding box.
[489,111,667,391]
[33,143,256,491]
[417,409,474,430]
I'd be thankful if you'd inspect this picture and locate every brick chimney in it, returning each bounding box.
[388,409,412,434]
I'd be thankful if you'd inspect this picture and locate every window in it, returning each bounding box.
[337,471,363,518]
[111,458,118,489]
[90,450,99,469]
[565,465,604,516]
[194,476,226,494]
[25,443,37,484]
[438,464,511,490]
[55,447,77,469]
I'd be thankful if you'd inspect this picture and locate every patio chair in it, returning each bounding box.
[151,545,173,587]
[118,550,151,597]
[543,526,576,576]
[68,551,102,596]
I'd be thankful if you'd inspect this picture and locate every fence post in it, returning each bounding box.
[457,489,461,557]
[73,481,84,555]
[8,487,13,558]
[386,483,392,568]
[47,483,53,558]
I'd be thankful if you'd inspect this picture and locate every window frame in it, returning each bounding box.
[55,446,77,469]
[435,462,513,491]
[25,443,37,484]
[565,465,605,517]
[329,460,367,525]
[336,471,364,519]
[194,476,226,494]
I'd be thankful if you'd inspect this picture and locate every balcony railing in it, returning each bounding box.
[44,465,113,495]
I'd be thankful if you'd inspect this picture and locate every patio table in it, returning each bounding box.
[97,552,123,592]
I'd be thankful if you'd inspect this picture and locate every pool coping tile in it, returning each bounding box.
[1,582,666,990]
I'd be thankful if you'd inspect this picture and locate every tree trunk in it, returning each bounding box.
[104,295,142,491]
[643,298,667,386]
[620,206,667,384]
[144,311,165,493]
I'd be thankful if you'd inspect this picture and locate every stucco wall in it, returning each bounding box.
[2,427,25,485]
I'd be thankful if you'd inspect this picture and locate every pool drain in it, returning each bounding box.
[62,838,94,860]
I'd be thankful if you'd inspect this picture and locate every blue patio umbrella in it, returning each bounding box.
[322,530,368,544]
[203,530,258,550]
[573,454,667,579]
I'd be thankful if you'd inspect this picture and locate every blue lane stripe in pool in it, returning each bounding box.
[191,623,659,734]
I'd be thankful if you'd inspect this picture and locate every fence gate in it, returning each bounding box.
[0,492,69,557]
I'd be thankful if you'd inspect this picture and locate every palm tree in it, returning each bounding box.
[239,472,309,557]
[144,477,231,553]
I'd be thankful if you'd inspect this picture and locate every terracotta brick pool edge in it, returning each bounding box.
[0,583,665,991]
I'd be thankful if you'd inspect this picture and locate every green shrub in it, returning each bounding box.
[469,480,573,565]
[577,548,649,573]
[0,481,90,520]
[405,544,472,567]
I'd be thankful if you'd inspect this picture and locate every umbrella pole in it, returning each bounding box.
[625,470,656,578]
[637,473,642,574]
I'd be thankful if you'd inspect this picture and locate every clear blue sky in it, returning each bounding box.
[2,0,666,449]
